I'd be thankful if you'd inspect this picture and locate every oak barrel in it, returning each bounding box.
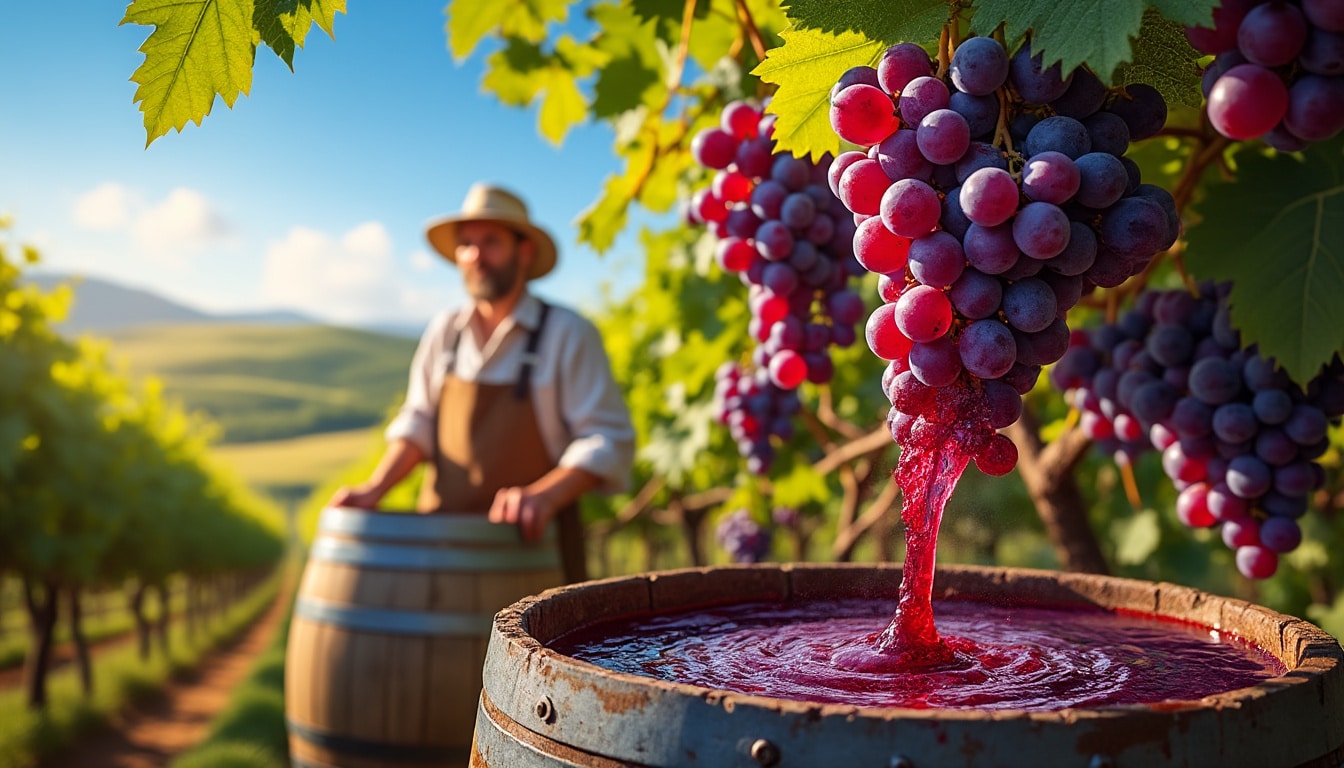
[471,563,1344,768]
[286,506,565,768]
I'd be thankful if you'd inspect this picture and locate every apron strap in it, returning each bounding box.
[513,300,551,401]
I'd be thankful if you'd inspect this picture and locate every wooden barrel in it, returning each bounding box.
[286,506,565,768]
[471,563,1344,768]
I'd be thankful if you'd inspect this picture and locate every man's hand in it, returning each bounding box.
[329,483,385,510]
[489,485,556,542]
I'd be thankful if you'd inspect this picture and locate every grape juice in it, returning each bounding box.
[550,597,1285,710]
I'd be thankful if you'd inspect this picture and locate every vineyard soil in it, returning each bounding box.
[42,587,289,768]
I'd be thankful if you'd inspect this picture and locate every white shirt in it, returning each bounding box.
[384,293,635,494]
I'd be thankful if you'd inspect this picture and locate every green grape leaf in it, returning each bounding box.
[753,26,888,161]
[1307,591,1344,641]
[253,0,346,70]
[590,4,664,118]
[769,461,829,509]
[122,0,257,147]
[1185,138,1344,387]
[536,66,587,145]
[1112,9,1203,107]
[445,0,570,60]
[630,0,685,24]
[1111,508,1162,566]
[483,40,547,105]
[640,400,716,485]
[1147,0,1218,28]
[969,0,1145,81]
[782,0,949,47]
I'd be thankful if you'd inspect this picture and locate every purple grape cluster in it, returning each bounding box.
[1189,0,1344,147]
[690,100,868,474]
[1052,283,1344,579]
[712,361,802,475]
[715,508,774,563]
[827,37,1178,474]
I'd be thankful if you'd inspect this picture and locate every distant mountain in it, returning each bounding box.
[25,273,322,335]
[18,273,421,444]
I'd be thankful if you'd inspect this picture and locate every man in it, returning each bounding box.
[330,183,635,582]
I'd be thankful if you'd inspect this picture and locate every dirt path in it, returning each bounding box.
[44,588,289,768]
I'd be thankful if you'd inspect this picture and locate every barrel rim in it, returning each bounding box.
[490,562,1343,722]
[318,505,556,544]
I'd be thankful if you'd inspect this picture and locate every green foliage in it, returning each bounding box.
[122,0,344,145]
[1185,137,1344,387]
[445,0,571,60]
[778,0,949,53]
[968,0,1217,83]
[753,27,887,161]
[1112,9,1205,108]
[254,0,345,69]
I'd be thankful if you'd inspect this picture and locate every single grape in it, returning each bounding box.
[1009,41,1073,104]
[894,284,954,342]
[830,84,900,147]
[877,42,935,94]
[950,36,1010,96]
[1208,64,1290,140]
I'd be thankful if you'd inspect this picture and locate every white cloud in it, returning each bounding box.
[263,221,417,324]
[71,184,230,266]
[131,188,230,257]
[72,182,136,231]
[410,248,436,272]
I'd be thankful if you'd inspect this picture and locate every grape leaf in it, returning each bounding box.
[590,4,664,119]
[769,461,829,509]
[253,0,346,70]
[1146,0,1217,28]
[445,0,570,60]
[1110,508,1162,566]
[752,26,887,161]
[121,0,257,147]
[630,0,684,24]
[1112,9,1203,107]
[782,0,950,47]
[967,0,1134,81]
[1185,138,1344,386]
[535,67,587,145]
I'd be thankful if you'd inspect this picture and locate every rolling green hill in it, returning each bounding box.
[105,323,420,444]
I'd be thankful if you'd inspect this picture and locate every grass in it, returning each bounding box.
[210,428,382,500]
[0,569,283,768]
[168,582,295,768]
[104,324,417,444]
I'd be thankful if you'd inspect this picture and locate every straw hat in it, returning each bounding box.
[425,184,558,280]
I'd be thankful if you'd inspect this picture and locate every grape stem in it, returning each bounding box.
[936,25,951,80]
[732,0,768,63]
[667,0,698,98]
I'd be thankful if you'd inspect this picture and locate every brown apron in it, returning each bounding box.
[416,302,587,582]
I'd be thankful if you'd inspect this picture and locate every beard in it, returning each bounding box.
[466,254,522,301]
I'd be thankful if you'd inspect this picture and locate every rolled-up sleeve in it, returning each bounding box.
[383,312,451,457]
[554,316,635,494]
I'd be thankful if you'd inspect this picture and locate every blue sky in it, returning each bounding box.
[0,3,645,328]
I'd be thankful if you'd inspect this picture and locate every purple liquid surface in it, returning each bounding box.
[550,597,1286,711]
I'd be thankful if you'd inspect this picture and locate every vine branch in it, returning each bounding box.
[733,0,768,63]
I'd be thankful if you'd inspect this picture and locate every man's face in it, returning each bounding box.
[456,220,532,301]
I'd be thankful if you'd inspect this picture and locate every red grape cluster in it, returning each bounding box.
[1190,0,1344,148]
[715,508,774,563]
[1052,283,1344,579]
[690,100,867,474]
[828,37,1177,475]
